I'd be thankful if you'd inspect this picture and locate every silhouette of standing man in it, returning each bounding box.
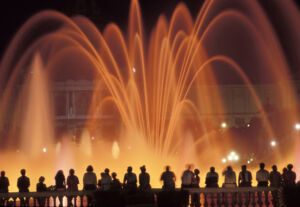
[17,169,30,207]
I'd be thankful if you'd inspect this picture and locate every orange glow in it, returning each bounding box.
[0,0,300,192]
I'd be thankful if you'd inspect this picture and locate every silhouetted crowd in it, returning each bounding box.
[0,163,297,207]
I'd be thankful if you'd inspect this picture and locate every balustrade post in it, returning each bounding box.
[46,197,50,207]
[204,193,208,207]
[74,196,77,207]
[13,197,16,207]
[53,196,57,207]
[216,192,221,207]
[80,195,84,207]
[33,196,37,207]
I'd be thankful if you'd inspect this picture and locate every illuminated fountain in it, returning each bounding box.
[0,0,300,191]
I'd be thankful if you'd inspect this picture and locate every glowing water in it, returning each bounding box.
[0,0,300,191]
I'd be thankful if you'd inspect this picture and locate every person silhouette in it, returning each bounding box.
[36,176,47,207]
[283,164,296,186]
[256,163,269,187]
[0,171,9,206]
[238,165,252,187]
[191,169,200,207]
[205,167,219,188]
[222,166,237,188]
[269,165,281,207]
[67,169,79,206]
[270,165,281,188]
[98,168,112,191]
[139,165,151,191]
[160,166,176,191]
[111,172,122,191]
[0,171,9,193]
[55,170,66,207]
[17,169,30,206]
[181,164,194,189]
[83,165,97,207]
[256,163,269,204]
[123,166,137,192]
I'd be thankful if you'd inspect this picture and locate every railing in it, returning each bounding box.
[0,187,278,207]
[0,190,93,207]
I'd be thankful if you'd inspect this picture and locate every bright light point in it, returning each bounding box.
[230,151,236,156]
[221,122,227,128]
[295,123,300,130]
[132,67,136,73]
[91,136,95,140]
[247,123,250,127]
[250,158,253,161]
[43,147,47,153]
[270,141,276,147]
[234,155,239,161]
[247,160,250,164]
[222,158,227,163]
[228,155,233,161]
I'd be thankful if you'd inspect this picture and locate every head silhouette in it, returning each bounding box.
[105,168,110,174]
[194,169,200,175]
[56,170,64,177]
[241,165,247,171]
[227,166,233,171]
[1,171,5,177]
[210,167,215,172]
[259,163,265,170]
[287,164,293,171]
[87,165,93,172]
[21,169,26,176]
[69,169,75,175]
[166,166,170,171]
[112,172,117,179]
[127,166,132,173]
[140,165,146,172]
[39,176,45,183]
[272,165,277,171]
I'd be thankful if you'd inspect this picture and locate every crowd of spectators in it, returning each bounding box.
[0,163,297,207]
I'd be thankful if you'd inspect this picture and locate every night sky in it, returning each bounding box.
[0,0,299,81]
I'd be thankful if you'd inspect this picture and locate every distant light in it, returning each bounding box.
[295,123,300,130]
[43,147,47,153]
[91,136,95,140]
[247,160,250,164]
[222,158,227,163]
[250,158,254,162]
[270,141,277,147]
[233,155,239,161]
[226,151,239,162]
[221,122,227,128]
[132,67,136,73]
[246,124,250,128]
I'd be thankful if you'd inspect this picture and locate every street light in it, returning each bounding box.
[221,122,227,128]
[295,123,300,130]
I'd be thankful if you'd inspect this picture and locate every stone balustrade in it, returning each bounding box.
[0,187,278,207]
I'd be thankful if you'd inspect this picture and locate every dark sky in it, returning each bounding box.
[0,0,204,58]
[0,0,299,82]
